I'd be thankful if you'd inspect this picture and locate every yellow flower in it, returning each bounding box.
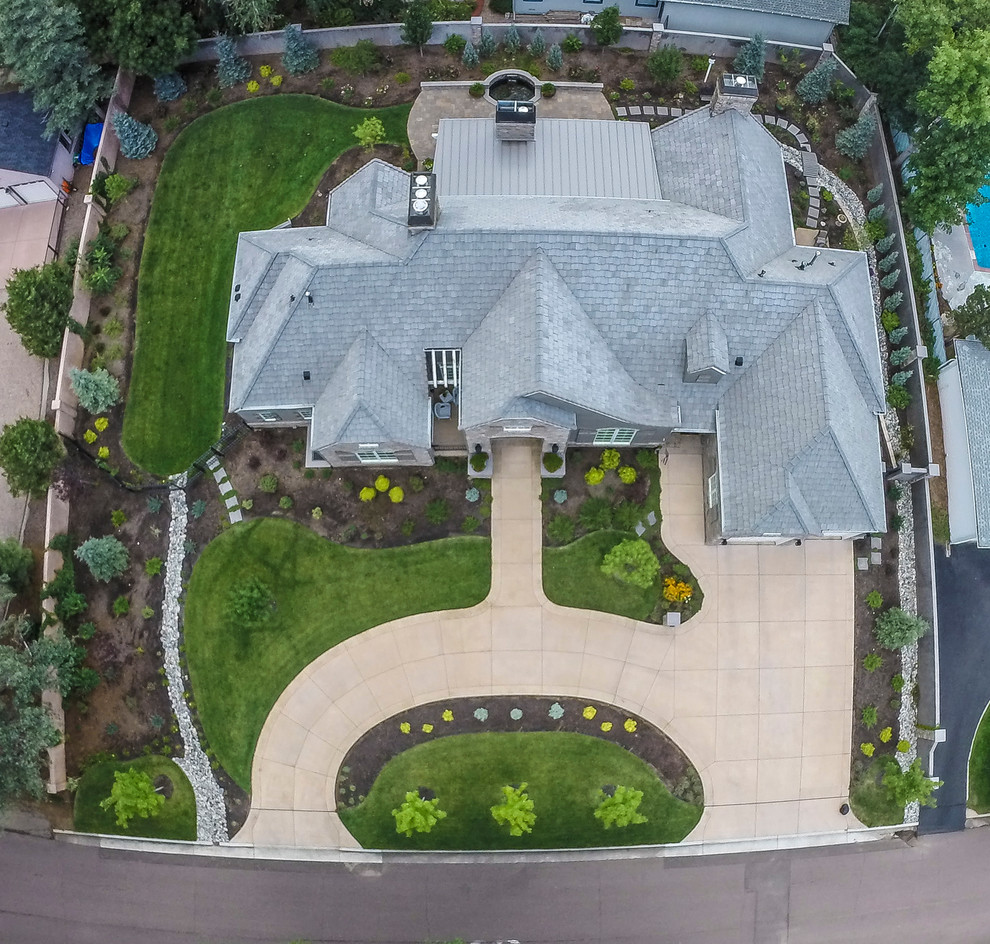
[399,721,410,734]
[582,705,597,720]
[600,721,613,732]
[662,576,693,604]
[422,723,433,733]
[94,417,109,432]
[442,709,453,722]
[98,446,109,458]
[624,718,637,732]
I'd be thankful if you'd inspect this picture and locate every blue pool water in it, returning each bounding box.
[966,185,990,268]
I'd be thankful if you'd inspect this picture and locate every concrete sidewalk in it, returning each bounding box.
[236,438,857,849]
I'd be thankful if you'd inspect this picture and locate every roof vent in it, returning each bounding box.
[407,172,438,229]
[303,370,311,381]
[734,356,744,367]
[495,101,536,142]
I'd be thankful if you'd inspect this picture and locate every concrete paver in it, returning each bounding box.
[237,438,858,849]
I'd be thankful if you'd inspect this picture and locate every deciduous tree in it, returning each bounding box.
[490,783,536,836]
[400,0,433,54]
[2,261,74,358]
[590,6,622,53]
[594,785,648,828]
[99,767,165,828]
[0,418,65,499]
[949,284,990,347]
[391,791,447,836]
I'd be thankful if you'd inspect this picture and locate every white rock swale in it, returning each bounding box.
[164,477,228,843]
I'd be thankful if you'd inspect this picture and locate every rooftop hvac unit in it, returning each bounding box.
[407,172,438,228]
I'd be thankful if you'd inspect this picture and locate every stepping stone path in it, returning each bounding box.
[206,455,243,525]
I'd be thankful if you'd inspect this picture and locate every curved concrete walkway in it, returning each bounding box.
[235,438,858,849]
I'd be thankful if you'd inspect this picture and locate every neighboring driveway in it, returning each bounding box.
[0,202,60,541]
[237,437,858,849]
[920,543,990,833]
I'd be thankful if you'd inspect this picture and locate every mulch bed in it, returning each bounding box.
[336,695,702,807]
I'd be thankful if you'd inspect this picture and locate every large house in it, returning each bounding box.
[226,78,885,543]
[0,90,75,207]
[511,0,850,46]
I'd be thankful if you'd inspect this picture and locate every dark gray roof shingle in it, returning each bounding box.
[954,339,990,547]
[672,0,849,25]
[0,91,58,177]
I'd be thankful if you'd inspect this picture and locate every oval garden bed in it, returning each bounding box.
[336,695,703,849]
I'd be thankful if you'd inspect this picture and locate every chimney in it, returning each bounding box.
[711,73,759,116]
[407,172,438,229]
[495,100,536,142]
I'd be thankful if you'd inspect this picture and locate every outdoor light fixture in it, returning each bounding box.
[474,443,482,454]
[305,291,314,306]
[551,443,559,454]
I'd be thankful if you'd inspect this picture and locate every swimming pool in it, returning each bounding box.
[966,185,990,268]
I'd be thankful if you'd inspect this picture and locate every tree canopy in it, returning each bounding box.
[400,0,433,52]
[3,261,74,359]
[590,6,622,51]
[0,418,65,500]
[949,284,990,347]
[99,767,165,828]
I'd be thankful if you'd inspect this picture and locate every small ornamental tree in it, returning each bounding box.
[546,43,563,72]
[75,536,129,582]
[99,767,165,828]
[504,23,521,54]
[594,785,648,828]
[392,791,447,836]
[69,367,120,415]
[111,112,158,160]
[354,116,386,151]
[282,24,319,76]
[835,113,877,160]
[951,283,990,348]
[601,538,660,589]
[2,261,74,358]
[529,28,546,56]
[591,6,622,52]
[490,783,536,836]
[0,418,65,499]
[400,0,434,55]
[462,42,480,68]
[874,607,929,649]
[478,29,497,58]
[227,577,275,626]
[882,758,942,809]
[153,71,187,102]
[216,36,251,88]
[733,33,766,81]
[646,45,683,86]
[796,57,837,104]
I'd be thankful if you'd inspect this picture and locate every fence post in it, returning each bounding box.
[859,90,877,120]
[816,41,833,67]
[649,22,665,52]
[470,15,482,45]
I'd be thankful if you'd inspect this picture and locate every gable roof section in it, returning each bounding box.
[460,249,677,428]
[0,91,57,176]
[668,0,849,23]
[717,303,884,536]
[955,339,990,547]
[311,332,428,450]
[686,309,730,375]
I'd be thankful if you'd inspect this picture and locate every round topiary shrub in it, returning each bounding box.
[543,451,563,473]
[618,465,636,484]
[359,486,376,502]
[278,495,294,509]
[375,474,390,492]
[874,607,929,649]
[541,82,556,98]
[600,449,620,470]
[553,489,567,504]
[601,538,660,589]
[389,486,404,503]
[585,466,605,486]
[465,487,480,502]
[469,82,485,98]
[470,451,489,472]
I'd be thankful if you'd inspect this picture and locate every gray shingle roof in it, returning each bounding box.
[0,91,58,176]
[686,310,730,376]
[954,339,990,546]
[670,0,849,25]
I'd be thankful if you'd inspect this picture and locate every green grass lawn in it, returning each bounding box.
[968,702,990,812]
[544,530,662,621]
[73,755,196,840]
[849,759,905,827]
[122,95,412,475]
[339,731,702,849]
[184,518,491,789]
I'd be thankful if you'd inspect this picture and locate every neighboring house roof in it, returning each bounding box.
[435,117,662,200]
[227,104,884,537]
[953,339,990,546]
[0,91,58,177]
[667,0,850,25]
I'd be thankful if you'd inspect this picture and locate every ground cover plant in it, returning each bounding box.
[122,95,411,475]
[339,731,701,849]
[183,518,490,786]
[968,702,990,813]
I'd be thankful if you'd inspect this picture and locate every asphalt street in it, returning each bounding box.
[921,543,990,832]
[3,829,990,943]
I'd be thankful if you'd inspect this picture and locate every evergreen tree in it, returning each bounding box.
[732,33,766,80]
[153,71,187,102]
[75,536,129,583]
[529,27,546,57]
[282,24,318,75]
[69,367,121,415]
[879,251,900,273]
[590,5,622,52]
[462,42,480,68]
[795,57,837,105]
[835,112,876,160]
[478,29,497,58]
[78,0,195,77]
[400,0,434,54]
[112,112,158,160]
[216,35,251,88]
[546,43,563,72]
[867,183,885,204]
[876,233,897,253]
[2,261,74,358]
[504,23,521,54]
[0,418,64,499]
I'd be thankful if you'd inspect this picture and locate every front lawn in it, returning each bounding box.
[73,755,197,840]
[122,95,412,475]
[338,731,702,849]
[183,518,491,788]
[968,701,990,813]
[849,759,905,827]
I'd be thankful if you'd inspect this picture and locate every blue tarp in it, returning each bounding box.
[79,122,103,165]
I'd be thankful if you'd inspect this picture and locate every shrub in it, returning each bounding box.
[882,758,941,808]
[880,310,901,333]
[861,742,875,757]
[546,44,563,72]
[426,498,450,524]
[601,538,659,589]
[547,514,575,545]
[836,113,877,160]
[543,452,563,473]
[504,23,521,53]
[461,515,479,533]
[100,768,165,828]
[490,783,535,836]
[612,498,640,531]
[478,28,497,57]
[733,33,765,80]
[392,791,447,836]
[190,499,206,519]
[619,77,635,92]
[465,487,480,503]
[227,577,274,626]
[876,233,897,253]
[75,536,128,582]
[145,557,163,577]
[594,785,647,829]
[113,595,130,617]
[579,497,613,531]
[470,451,488,472]
[141,606,154,620]
[153,71,187,102]
[374,474,390,492]
[258,473,278,493]
[109,508,125,528]
[617,465,636,484]
[395,71,411,84]
[863,652,882,672]
[865,219,887,243]
[77,621,96,641]
[553,489,567,504]
[103,173,137,205]
[646,45,683,86]
[874,607,929,649]
[330,40,381,76]
[886,386,911,410]
[278,495,293,509]
[663,576,693,604]
[462,42,479,68]
[70,368,120,415]
[530,28,546,56]
[282,24,319,76]
[111,112,158,160]
[400,518,415,536]
[880,271,901,290]
[359,486,376,502]
[879,726,893,743]
[389,486,404,503]
[469,82,485,98]
[561,33,582,53]
[861,705,878,729]
[600,449,620,470]
[795,57,837,104]
[891,370,913,388]
[865,590,884,610]
[409,474,425,493]
[444,33,466,57]
[896,739,910,752]
[585,466,604,486]
[310,506,323,520]
[354,116,386,151]
[867,183,884,204]
[888,327,909,345]
[890,347,912,367]
[883,290,904,312]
